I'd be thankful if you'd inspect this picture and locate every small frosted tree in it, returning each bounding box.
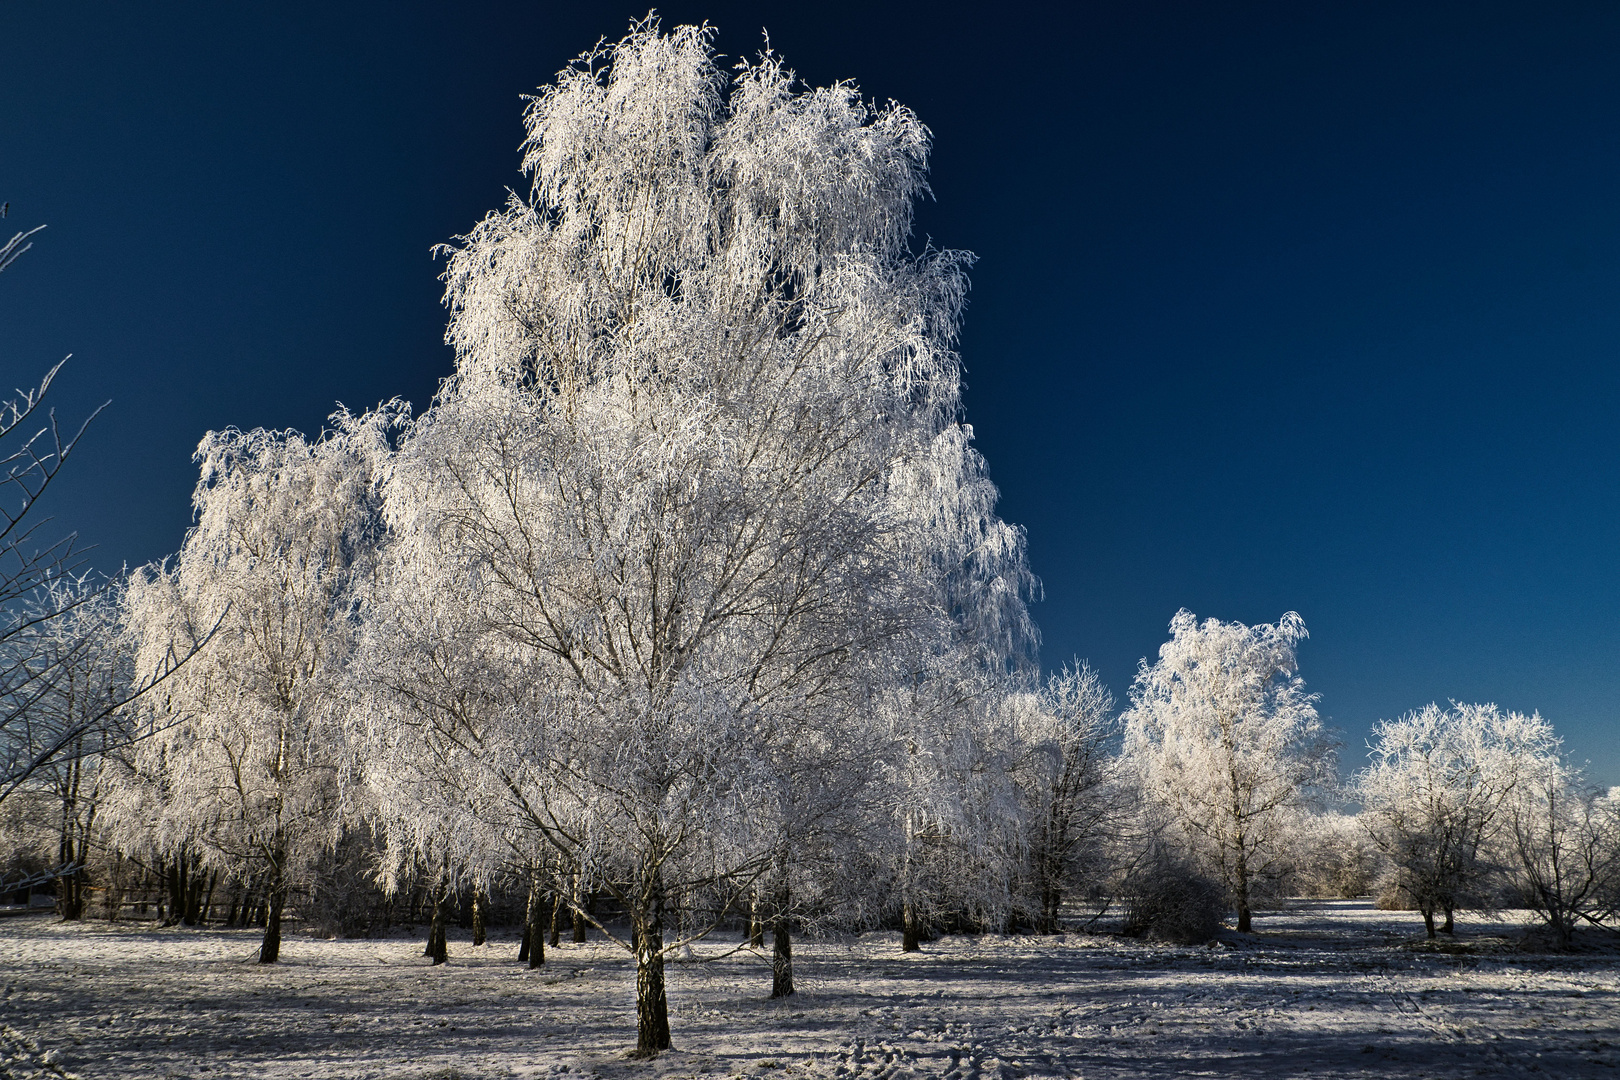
[110,420,381,961]
[7,578,130,918]
[1354,701,1556,937]
[871,670,1025,951]
[1122,610,1334,932]
[1013,660,1119,933]
[1504,755,1620,947]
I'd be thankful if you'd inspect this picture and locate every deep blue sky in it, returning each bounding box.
[7,2,1620,782]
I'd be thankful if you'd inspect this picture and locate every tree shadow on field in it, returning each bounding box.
[5,920,630,1080]
[7,908,1620,1080]
[720,919,1620,1080]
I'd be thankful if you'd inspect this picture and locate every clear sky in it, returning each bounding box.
[6,2,1619,782]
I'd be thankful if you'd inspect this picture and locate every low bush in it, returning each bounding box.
[1121,856,1227,943]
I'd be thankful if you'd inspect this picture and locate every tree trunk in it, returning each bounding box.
[167,854,187,926]
[57,867,83,922]
[748,888,764,947]
[56,751,83,919]
[428,887,449,965]
[201,871,219,926]
[1039,878,1062,935]
[549,891,562,947]
[1233,846,1252,933]
[572,882,588,943]
[771,890,794,998]
[258,870,285,964]
[1441,906,1454,935]
[184,863,206,926]
[472,889,487,946]
[518,878,532,962]
[1422,904,1436,939]
[901,899,921,953]
[1032,833,1062,935]
[526,880,546,969]
[632,873,671,1056]
[56,794,90,921]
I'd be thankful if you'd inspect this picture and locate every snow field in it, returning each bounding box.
[2,901,1618,1080]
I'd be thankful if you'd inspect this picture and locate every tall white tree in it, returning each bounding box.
[1355,701,1558,937]
[352,19,1033,1055]
[110,419,382,961]
[1122,610,1334,932]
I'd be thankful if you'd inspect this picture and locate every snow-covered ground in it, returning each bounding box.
[3,900,1618,1079]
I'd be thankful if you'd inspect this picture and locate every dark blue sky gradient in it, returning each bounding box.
[6,2,1620,781]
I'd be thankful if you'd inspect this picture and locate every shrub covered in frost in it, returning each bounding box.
[1290,812,1384,899]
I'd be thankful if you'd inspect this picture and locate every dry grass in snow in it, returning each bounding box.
[3,900,1620,1079]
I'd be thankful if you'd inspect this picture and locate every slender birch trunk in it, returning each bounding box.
[632,867,671,1056]
[258,858,286,964]
[525,876,546,969]
[771,878,794,998]
[744,885,763,947]
[426,879,449,965]
[1233,841,1252,933]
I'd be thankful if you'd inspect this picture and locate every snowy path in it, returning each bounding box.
[2,901,1618,1079]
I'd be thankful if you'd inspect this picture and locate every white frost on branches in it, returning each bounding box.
[347,19,1034,1053]
[1122,610,1334,932]
[110,419,384,962]
[1354,701,1559,937]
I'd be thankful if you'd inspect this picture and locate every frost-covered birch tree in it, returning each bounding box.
[873,412,1040,950]
[352,20,1032,1054]
[1355,701,1558,937]
[348,549,561,966]
[1014,661,1119,933]
[1122,610,1334,932]
[109,420,381,962]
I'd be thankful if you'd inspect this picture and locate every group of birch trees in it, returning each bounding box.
[5,19,1618,1059]
[1120,610,1619,948]
[93,22,1048,1054]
